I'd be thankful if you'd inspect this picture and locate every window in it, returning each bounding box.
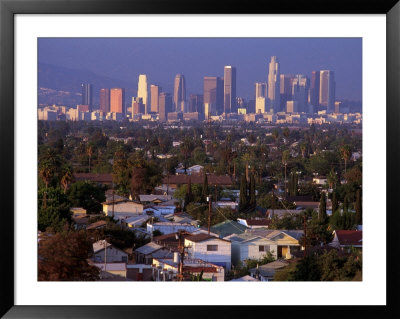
[259,245,264,252]
[207,245,218,251]
[121,256,128,262]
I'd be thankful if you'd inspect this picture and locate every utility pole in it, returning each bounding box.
[207,195,212,235]
[176,231,185,281]
[303,214,307,258]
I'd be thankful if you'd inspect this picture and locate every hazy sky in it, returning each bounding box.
[38,38,362,101]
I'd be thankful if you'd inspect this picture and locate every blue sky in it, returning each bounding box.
[38,38,362,101]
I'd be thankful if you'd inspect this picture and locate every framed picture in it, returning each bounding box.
[1,0,398,317]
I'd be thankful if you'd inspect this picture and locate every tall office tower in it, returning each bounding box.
[223,66,237,114]
[255,82,267,99]
[99,88,110,113]
[150,84,161,113]
[158,92,172,122]
[189,94,204,113]
[81,83,93,110]
[137,74,149,114]
[203,76,223,116]
[309,71,320,111]
[268,56,280,113]
[110,88,125,114]
[292,75,310,113]
[131,97,145,116]
[173,74,186,112]
[280,74,294,111]
[319,70,335,113]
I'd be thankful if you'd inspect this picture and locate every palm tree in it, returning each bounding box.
[86,143,93,173]
[241,153,251,182]
[60,166,73,194]
[327,169,337,189]
[282,150,290,195]
[39,161,54,208]
[300,143,307,158]
[340,145,351,174]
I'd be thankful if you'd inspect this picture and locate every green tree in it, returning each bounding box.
[38,187,71,232]
[67,181,106,214]
[319,192,327,222]
[239,175,249,213]
[331,191,339,214]
[38,230,100,281]
[340,144,351,174]
[249,174,256,209]
[112,148,131,197]
[184,178,194,209]
[355,188,362,225]
[201,174,209,203]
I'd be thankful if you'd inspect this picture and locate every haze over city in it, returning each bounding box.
[38,38,362,101]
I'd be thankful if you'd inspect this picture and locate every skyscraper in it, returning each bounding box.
[132,97,145,116]
[150,84,161,113]
[158,92,172,122]
[137,74,149,114]
[204,76,223,116]
[81,83,93,110]
[268,56,280,113]
[309,71,321,111]
[280,74,294,112]
[255,82,267,114]
[99,88,110,113]
[255,82,267,99]
[292,75,310,113]
[110,88,125,114]
[189,94,204,113]
[173,74,186,113]
[319,70,335,113]
[223,66,236,114]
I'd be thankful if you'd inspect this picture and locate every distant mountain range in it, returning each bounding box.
[38,63,137,107]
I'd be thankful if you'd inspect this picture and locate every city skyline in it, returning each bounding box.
[38,38,362,102]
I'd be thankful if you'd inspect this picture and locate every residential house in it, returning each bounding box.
[126,264,153,281]
[329,230,362,251]
[184,233,232,269]
[102,198,144,220]
[152,257,225,281]
[227,229,304,265]
[225,233,276,267]
[139,194,172,205]
[73,173,113,185]
[229,275,258,282]
[122,215,150,229]
[210,220,248,238]
[72,215,89,230]
[92,240,128,263]
[134,242,173,265]
[70,207,87,217]
[92,262,127,279]
[161,174,233,192]
[186,165,204,175]
[248,260,290,281]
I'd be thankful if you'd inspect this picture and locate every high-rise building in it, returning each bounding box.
[204,76,223,116]
[309,71,320,111]
[292,75,310,113]
[132,97,145,116]
[189,94,204,113]
[158,92,172,122]
[173,74,186,113]
[223,66,236,114]
[268,56,280,113]
[137,74,149,114]
[81,83,93,110]
[255,82,267,99]
[319,70,335,113]
[99,88,110,113]
[110,88,125,114]
[150,84,161,113]
[280,74,294,112]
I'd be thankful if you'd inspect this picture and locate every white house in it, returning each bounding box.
[226,230,303,265]
[184,233,231,270]
[102,198,144,221]
[143,206,176,217]
[186,165,204,175]
[237,218,271,229]
[92,240,128,263]
[225,233,275,267]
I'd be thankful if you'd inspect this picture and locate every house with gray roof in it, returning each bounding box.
[249,260,290,281]
[210,220,248,238]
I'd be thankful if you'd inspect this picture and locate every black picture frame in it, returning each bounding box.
[1,0,399,318]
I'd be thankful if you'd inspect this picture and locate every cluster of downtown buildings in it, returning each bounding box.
[38,56,361,124]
